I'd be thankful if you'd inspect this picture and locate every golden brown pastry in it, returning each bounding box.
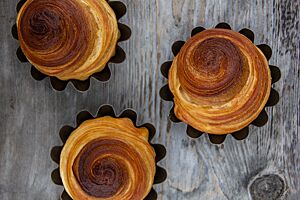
[169,29,271,134]
[17,0,119,80]
[60,117,156,200]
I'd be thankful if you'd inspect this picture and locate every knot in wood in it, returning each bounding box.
[249,174,285,200]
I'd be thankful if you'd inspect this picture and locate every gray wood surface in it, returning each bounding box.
[0,0,299,199]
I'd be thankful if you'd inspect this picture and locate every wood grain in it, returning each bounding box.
[0,0,299,199]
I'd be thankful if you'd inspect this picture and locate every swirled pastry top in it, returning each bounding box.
[60,117,156,200]
[169,29,271,134]
[17,0,119,80]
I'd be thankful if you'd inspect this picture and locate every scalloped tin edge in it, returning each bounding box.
[51,105,167,200]
[13,0,132,91]
[160,22,281,144]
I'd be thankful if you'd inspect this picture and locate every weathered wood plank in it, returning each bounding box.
[0,0,299,199]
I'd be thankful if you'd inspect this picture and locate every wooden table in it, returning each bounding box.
[0,0,299,199]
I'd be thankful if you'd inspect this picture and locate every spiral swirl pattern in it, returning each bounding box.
[169,29,271,134]
[60,117,156,199]
[17,0,119,80]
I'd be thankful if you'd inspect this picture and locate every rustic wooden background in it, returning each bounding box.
[0,0,299,199]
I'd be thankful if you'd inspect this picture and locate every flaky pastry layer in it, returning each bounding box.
[169,29,271,134]
[17,0,119,80]
[60,117,156,200]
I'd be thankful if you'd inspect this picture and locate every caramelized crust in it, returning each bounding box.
[169,29,271,134]
[60,117,156,199]
[17,0,119,80]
